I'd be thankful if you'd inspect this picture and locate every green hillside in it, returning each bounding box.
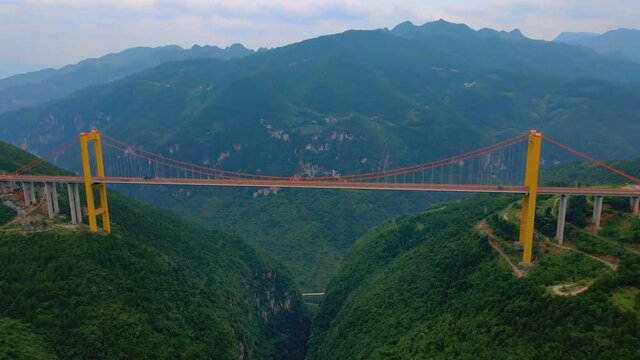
[308,194,640,359]
[0,317,57,360]
[0,142,310,359]
[541,158,640,186]
[132,185,455,291]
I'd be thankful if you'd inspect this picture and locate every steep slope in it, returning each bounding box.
[555,29,640,63]
[541,158,640,185]
[133,186,453,291]
[0,44,253,112]
[0,142,310,359]
[3,21,640,291]
[308,195,640,359]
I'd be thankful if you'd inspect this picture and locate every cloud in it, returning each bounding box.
[1,0,639,69]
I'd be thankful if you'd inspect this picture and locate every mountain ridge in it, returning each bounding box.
[0,43,254,113]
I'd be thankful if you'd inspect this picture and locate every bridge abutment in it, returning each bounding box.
[592,195,604,229]
[555,195,568,245]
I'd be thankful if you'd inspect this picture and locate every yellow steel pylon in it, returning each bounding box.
[79,130,111,233]
[519,130,542,265]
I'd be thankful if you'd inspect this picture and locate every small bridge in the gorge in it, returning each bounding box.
[1,130,638,265]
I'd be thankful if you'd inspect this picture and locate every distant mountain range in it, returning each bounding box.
[555,28,640,62]
[391,19,527,41]
[0,43,253,113]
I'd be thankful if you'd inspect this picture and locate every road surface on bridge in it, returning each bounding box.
[2,175,639,197]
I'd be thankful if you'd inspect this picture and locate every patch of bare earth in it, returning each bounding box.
[550,283,591,296]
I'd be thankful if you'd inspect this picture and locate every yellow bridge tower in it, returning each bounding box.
[79,130,111,233]
[519,130,542,265]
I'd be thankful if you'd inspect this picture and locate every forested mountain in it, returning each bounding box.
[389,20,640,81]
[2,19,640,291]
[555,28,640,63]
[3,21,640,173]
[0,141,310,359]
[0,44,253,113]
[308,191,640,358]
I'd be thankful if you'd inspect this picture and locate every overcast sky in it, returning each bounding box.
[1,0,638,74]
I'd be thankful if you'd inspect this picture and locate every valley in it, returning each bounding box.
[1,15,639,359]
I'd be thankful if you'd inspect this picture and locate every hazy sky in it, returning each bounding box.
[1,0,638,71]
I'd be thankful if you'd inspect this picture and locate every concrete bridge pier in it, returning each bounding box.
[631,197,639,216]
[592,195,604,229]
[44,183,53,218]
[21,182,29,204]
[21,182,34,205]
[29,182,36,205]
[555,195,569,244]
[52,183,59,214]
[1,181,15,194]
[44,182,60,219]
[67,183,82,225]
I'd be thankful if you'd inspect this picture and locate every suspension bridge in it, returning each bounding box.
[1,129,639,265]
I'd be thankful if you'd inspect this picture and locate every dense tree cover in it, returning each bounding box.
[0,141,62,175]
[308,195,640,359]
[541,158,640,187]
[601,214,640,243]
[486,212,518,241]
[0,193,311,359]
[0,194,311,359]
[0,317,57,359]
[0,203,16,226]
[0,141,310,359]
[535,206,557,238]
[565,195,592,228]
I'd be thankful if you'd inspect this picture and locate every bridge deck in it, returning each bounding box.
[2,175,638,197]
